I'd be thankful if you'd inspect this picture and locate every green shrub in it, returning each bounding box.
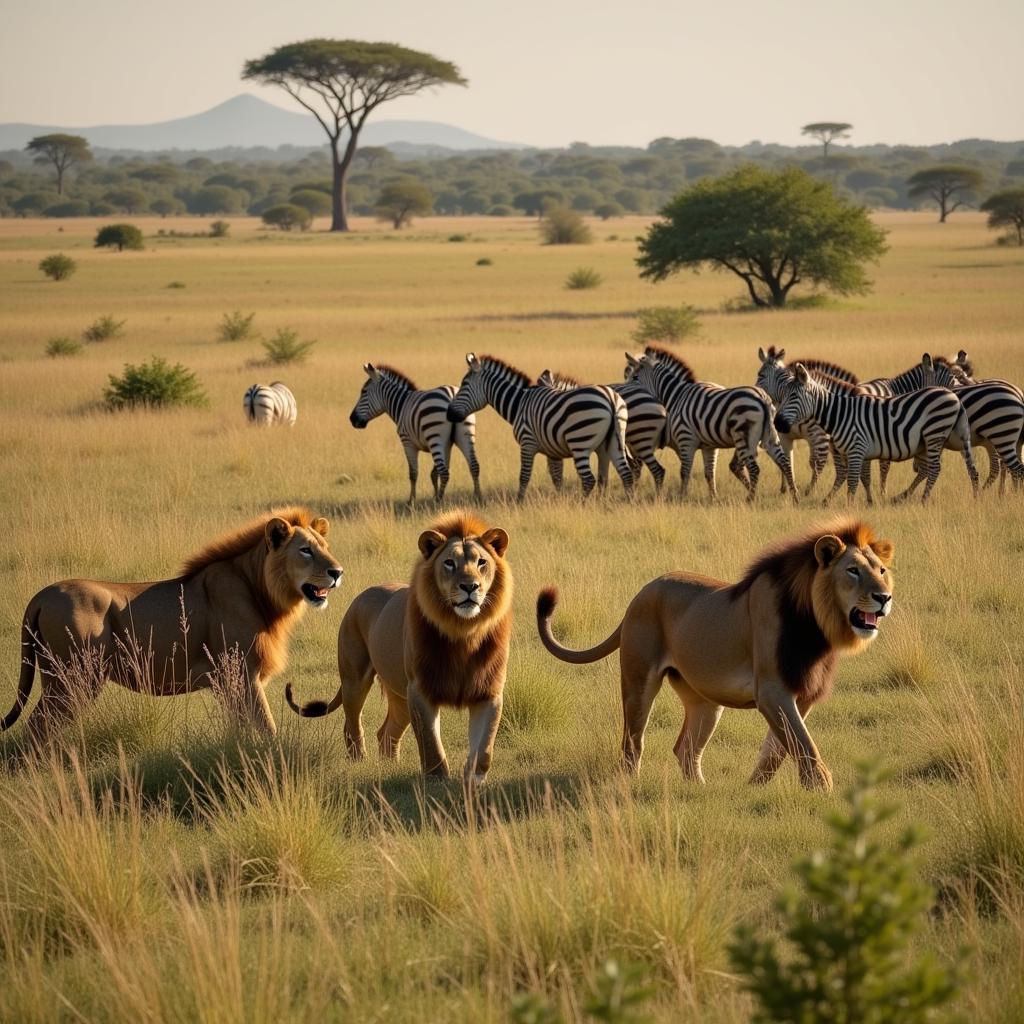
[209,219,230,238]
[565,266,603,290]
[476,257,493,266]
[261,327,316,365]
[595,202,624,220]
[104,357,207,410]
[510,960,654,1024]
[38,253,77,281]
[448,233,468,242]
[45,336,82,357]
[166,280,186,289]
[94,223,144,251]
[83,314,126,343]
[261,203,311,231]
[217,310,255,342]
[729,763,962,1024]
[540,206,593,245]
[631,305,700,345]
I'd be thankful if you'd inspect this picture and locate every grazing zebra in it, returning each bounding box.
[350,363,481,504]
[626,346,797,502]
[448,354,633,501]
[243,382,297,426]
[774,364,979,504]
[538,370,671,492]
[755,346,858,495]
[919,353,1024,493]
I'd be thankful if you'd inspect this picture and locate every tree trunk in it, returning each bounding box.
[330,136,348,232]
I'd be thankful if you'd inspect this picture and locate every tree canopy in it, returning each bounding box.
[375,180,433,228]
[801,122,852,163]
[636,165,888,308]
[907,165,984,222]
[94,223,144,251]
[242,39,466,231]
[980,188,1024,245]
[25,134,92,195]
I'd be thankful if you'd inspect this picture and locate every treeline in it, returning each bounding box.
[2,135,1022,220]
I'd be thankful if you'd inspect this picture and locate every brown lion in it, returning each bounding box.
[3,508,343,743]
[536,519,894,790]
[286,510,512,784]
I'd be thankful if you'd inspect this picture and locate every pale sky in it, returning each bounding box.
[2,0,1022,148]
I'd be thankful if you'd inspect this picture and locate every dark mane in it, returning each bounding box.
[376,365,417,390]
[934,355,973,377]
[644,345,696,382]
[813,372,859,393]
[542,370,579,388]
[479,354,533,388]
[794,357,859,384]
[179,507,315,578]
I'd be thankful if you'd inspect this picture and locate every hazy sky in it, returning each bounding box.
[2,0,1022,148]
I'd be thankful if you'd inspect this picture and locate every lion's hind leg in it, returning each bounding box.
[671,698,723,785]
[620,662,664,773]
[23,669,97,748]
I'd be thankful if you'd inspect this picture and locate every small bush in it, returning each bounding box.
[83,314,126,343]
[104,357,207,410]
[209,219,230,238]
[166,280,186,289]
[217,310,255,342]
[261,327,316,365]
[631,305,700,345]
[39,253,77,281]
[476,257,493,266]
[46,336,82,357]
[448,233,468,242]
[540,206,592,245]
[565,266,603,290]
[261,204,311,231]
[94,223,144,251]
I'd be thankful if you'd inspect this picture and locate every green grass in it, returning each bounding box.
[1,212,1024,1021]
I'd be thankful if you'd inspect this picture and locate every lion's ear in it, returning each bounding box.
[266,517,293,551]
[311,517,329,538]
[814,534,846,568]
[418,530,447,560]
[481,528,510,559]
[870,538,895,566]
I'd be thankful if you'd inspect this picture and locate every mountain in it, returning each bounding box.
[0,94,531,153]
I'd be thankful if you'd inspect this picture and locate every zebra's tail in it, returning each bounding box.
[244,386,258,423]
[536,588,622,664]
[606,399,634,490]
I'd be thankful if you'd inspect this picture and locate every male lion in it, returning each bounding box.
[3,508,342,743]
[286,511,512,784]
[536,519,894,790]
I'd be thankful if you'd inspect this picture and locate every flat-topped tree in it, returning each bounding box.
[26,134,92,195]
[908,165,984,222]
[801,122,852,167]
[243,40,466,232]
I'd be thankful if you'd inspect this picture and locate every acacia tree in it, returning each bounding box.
[243,40,466,231]
[375,180,432,228]
[907,165,983,222]
[637,165,888,308]
[801,122,852,166]
[981,188,1024,245]
[25,134,92,195]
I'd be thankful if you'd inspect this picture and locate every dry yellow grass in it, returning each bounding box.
[1,211,1023,1021]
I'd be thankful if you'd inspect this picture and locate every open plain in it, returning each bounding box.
[1,212,1023,1021]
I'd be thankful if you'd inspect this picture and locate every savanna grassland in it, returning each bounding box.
[0,212,1023,1022]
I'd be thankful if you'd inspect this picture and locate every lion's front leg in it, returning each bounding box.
[407,679,449,778]
[755,680,831,791]
[748,694,815,785]
[465,695,502,786]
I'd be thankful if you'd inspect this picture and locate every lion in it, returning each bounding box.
[3,508,343,744]
[286,511,512,785]
[536,519,894,790]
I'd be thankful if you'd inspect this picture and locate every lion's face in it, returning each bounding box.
[265,517,343,610]
[418,526,510,621]
[814,534,894,643]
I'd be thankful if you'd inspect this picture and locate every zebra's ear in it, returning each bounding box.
[466,352,477,367]
[757,346,767,363]
[794,363,810,385]
[957,349,969,366]
[922,353,933,370]
[539,369,552,383]
[363,362,379,380]
[625,352,640,367]
[778,348,785,361]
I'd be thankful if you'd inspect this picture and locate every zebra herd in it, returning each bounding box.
[246,347,1024,505]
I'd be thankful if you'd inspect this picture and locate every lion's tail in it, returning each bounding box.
[536,587,622,664]
[284,681,342,718]
[3,606,39,731]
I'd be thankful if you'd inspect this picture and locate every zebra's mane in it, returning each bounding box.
[478,355,533,387]
[792,366,859,392]
[375,365,417,390]
[933,355,974,377]
[542,370,579,388]
[794,358,859,384]
[644,345,696,382]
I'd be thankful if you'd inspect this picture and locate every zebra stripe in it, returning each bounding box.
[350,363,481,504]
[628,346,796,502]
[449,354,633,501]
[775,366,979,503]
[244,382,297,426]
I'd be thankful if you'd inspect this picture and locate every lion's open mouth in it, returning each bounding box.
[302,583,331,606]
[849,607,880,631]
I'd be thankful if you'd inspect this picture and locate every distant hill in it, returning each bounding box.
[0,94,531,153]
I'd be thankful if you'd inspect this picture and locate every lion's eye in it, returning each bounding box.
[300,546,313,558]
[846,567,859,578]
[443,559,456,571]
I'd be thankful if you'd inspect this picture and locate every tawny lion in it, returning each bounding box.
[286,511,512,785]
[4,508,342,743]
[536,519,894,790]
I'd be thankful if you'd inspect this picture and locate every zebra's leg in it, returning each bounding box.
[845,451,864,503]
[824,446,847,506]
[572,447,599,498]
[892,456,928,503]
[606,425,635,496]
[859,460,875,506]
[429,438,452,502]
[701,446,719,500]
[777,434,793,494]
[981,442,1001,491]
[919,440,946,503]
[546,457,565,492]
[763,436,797,504]
[595,440,611,494]
[453,423,482,501]
[516,444,538,502]
[727,451,748,489]
[678,439,698,500]
[878,459,891,500]
[806,426,829,497]
[403,443,420,505]
[645,452,666,494]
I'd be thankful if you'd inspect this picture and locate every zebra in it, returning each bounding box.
[350,363,481,504]
[447,354,633,502]
[538,369,671,492]
[244,382,297,426]
[919,353,1024,493]
[755,346,857,495]
[626,346,797,502]
[774,363,979,504]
